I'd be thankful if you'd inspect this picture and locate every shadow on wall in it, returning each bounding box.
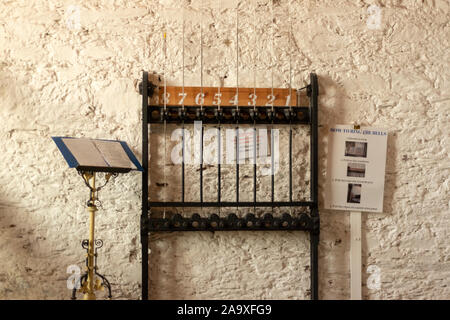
[0,69,102,300]
[316,73,399,299]
[316,73,353,299]
[318,72,398,299]
[0,201,32,298]
[361,131,397,299]
[149,233,186,299]
[0,198,83,299]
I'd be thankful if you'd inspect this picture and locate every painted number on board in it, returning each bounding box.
[265,94,275,107]
[178,92,187,105]
[195,93,205,105]
[229,94,238,106]
[162,92,170,104]
[248,93,257,106]
[213,93,222,105]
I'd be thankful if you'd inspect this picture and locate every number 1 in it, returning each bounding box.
[285,95,291,107]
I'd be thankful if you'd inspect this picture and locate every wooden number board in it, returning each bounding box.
[156,86,303,107]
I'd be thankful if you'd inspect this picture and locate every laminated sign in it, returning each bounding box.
[325,125,388,213]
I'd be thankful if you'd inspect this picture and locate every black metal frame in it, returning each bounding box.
[139,71,319,300]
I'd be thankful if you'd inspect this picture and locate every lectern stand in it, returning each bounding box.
[52,137,143,300]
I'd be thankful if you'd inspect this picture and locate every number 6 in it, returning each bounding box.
[195,93,205,105]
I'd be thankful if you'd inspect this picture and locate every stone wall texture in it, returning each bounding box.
[0,0,449,299]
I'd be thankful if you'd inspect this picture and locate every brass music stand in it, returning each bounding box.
[71,171,115,300]
[52,137,143,300]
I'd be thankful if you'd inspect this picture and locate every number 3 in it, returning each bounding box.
[248,93,257,106]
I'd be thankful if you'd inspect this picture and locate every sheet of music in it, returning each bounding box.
[62,138,108,167]
[93,140,137,169]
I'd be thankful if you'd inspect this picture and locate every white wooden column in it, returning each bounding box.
[350,211,362,300]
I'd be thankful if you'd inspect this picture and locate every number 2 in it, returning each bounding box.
[265,94,275,106]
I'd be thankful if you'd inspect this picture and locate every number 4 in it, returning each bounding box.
[229,94,238,106]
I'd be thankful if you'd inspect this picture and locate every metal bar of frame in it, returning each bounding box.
[236,126,239,204]
[182,125,185,203]
[309,72,319,300]
[200,126,203,205]
[140,71,319,301]
[218,127,221,203]
[253,127,257,203]
[289,128,293,203]
[148,201,313,207]
[141,71,149,301]
[148,214,313,232]
[271,127,275,203]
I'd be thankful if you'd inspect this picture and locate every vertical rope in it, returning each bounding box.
[288,1,293,217]
[235,1,239,215]
[200,0,204,111]
[253,0,257,217]
[200,0,204,217]
[217,0,222,219]
[163,25,167,219]
[270,0,275,214]
[181,4,185,216]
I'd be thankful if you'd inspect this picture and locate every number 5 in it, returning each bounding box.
[213,93,222,106]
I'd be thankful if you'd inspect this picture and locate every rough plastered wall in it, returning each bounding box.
[0,0,448,300]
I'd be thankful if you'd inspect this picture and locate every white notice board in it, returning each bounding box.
[325,125,388,213]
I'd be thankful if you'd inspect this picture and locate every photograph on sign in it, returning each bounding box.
[347,183,362,204]
[324,125,388,213]
[345,141,368,158]
[347,163,365,178]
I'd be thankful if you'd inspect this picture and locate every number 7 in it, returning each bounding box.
[178,92,187,105]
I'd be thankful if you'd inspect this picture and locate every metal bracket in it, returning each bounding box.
[139,81,156,97]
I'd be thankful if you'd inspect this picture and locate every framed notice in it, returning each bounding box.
[324,125,388,213]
